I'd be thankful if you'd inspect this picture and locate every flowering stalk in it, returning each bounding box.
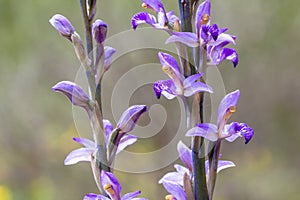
[178,1,209,199]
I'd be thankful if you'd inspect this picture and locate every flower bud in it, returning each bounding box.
[92,19,108,44]
[52,81,90,110]
[117,105,147,133]
[49,14,75,40]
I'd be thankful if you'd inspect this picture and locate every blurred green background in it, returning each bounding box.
[0,0,300,199]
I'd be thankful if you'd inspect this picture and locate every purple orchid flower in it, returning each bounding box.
[159,141,235,186]
[84,171,147,200]
[64,120,139,165]
[49,14,75,40]
[52,81,91,113]
[153,52,213,99]
[186,90,254,144]
[131,0,179,31]
[165,0,238,67]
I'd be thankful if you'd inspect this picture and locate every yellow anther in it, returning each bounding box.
[201,14,210,25]
[142,3,148,8]
[229,106,237,113]
[225,106,237,120]
[141,3,155,12]
[104,183,115,195]
[165,194,175,200]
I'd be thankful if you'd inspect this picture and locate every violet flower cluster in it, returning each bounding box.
[131,0,253,199]
[50,0,254,199]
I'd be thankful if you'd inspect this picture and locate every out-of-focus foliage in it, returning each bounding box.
[0,0,300,199]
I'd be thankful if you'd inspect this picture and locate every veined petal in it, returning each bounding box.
[183,73,213,96]
[64,148,94,165]
[116,134,138,154]
[158,52,181,76]
[101,171,122,199]
[103,119,113,146]
[83,193,110,200]
[162,181,187,200]
[121,191,141,200]
[205,160,235,174]
[224,122,254,144]
[177,141,192,172]
[186,124,218,141]
[52,81,90,109]
[142,0,164,13]
[217,90,240,127]
[219,48,238,67]
[217,160,235,173]
[174,164,190,175]
[166,32,199,47]
[92,19,108,44]
[195,0,211,35]
[184,82,213,97]
[212,33,236,49]
[159,171,184,185]
[153,79,177,99]
[131,12,158,30]
[73,137,95,148]
[116,105,147,133]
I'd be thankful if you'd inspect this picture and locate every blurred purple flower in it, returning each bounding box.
[153,52,213,99]
[64,119,139,166]
[186,90,254,144]
[83,171,147,200]
[92,19,108,44]
[131,0,179,31]
[52,81,91,112]
[49,14,75,40]
[159,141,235,186]
[165,0,238,67]
[161,181,187,200]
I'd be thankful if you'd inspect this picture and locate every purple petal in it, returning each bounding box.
[142,0,164,13]
[217,90,240,127]
[116,105,147,133]
[64,148,94,165]
[217,160,235,173]
[162,181,187,200]
[101,171,122,199]
[131,12,158,30]
[205,160,235,174]
[166,32,199,47]
[159,171,184,186]
[218,48,238,67]
[92,19,108,44]
[212,33,236,49]
[183,73,213,96]
[177,141,192,172]
[83,193,109,200]
[104,46,116,71]
[73,137,95,148]
[195,0,211,35]
[186,124,218,141]
[116,134,138,154]
[52,81,90,109]
[121,191,141,200]
[158,52,181,77]
[103,119,113,146]
[153,79,177,99]
[49,14,75,38]
[224,122,254,144]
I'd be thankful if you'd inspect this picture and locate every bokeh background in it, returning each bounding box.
[1,0,300,199]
